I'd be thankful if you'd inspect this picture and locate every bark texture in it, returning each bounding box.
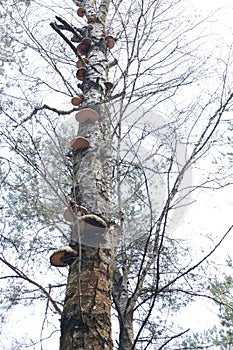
[58,1,115,349]
[113,267,134,350]
[60,247,113,349]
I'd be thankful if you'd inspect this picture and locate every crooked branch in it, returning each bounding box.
[13,92,125,128]
[0,257,62,315]
[13,105,76,129]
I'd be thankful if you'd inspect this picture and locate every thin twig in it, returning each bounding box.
[0,257,62,315]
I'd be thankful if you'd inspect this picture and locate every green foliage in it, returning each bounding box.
[210,275,233,349]
[181,274,233,350]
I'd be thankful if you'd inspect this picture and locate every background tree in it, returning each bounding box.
[0,0,233,349]
[181,270,233,349]
[0,0,30,75]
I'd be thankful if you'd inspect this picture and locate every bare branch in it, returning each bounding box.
[0,257,62,315]
[50,22,77,54]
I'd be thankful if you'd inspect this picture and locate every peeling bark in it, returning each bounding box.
[60,247,113,349]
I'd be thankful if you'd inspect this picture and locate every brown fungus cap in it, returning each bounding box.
[77,7,85,17]
[77,42,89,56]
[50,246,78,267]
[75,108,100,123]
[87,15,95,23]
[76,67,87,81]
[80,214,107,228]
[71,96,82,106]
[104,81,114,90]
[63,207,75,222]
[70,136,90,150]
[71,93,85,105]
[87,23,94,30]
[82,37,92,46]
[64,205,88,222]
[70,203,88,215]
[76,57,89,68]
[78,93,85,102]
[105,35,115,49]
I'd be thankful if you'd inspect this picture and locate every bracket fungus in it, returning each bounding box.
[87,23,94,30]
[77,38,92,56]
[50,246,78,267]
[105,35,115,50]
[82,37,92,46]
[77,7,85,17]
[80,214,107,228]
[77,43,89,56]
[71,93,85,106]
[76,57,89,68]
[70,136,90,150]
[71,96,82,106]
[64,204,88,222]
[75,108,100,123]
[63,207,74,222]
[76,67,87,81]
[87,15,95,23]
[104,81,114,90]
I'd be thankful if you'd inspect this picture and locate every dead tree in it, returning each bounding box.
[50,1,117,349]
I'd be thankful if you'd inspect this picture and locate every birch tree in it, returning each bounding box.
[0,0,233,349]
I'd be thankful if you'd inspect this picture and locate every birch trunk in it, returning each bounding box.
[59,1,114,349]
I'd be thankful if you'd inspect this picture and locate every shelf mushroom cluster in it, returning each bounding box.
[49,5,114,267]
[75,6,115,86]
